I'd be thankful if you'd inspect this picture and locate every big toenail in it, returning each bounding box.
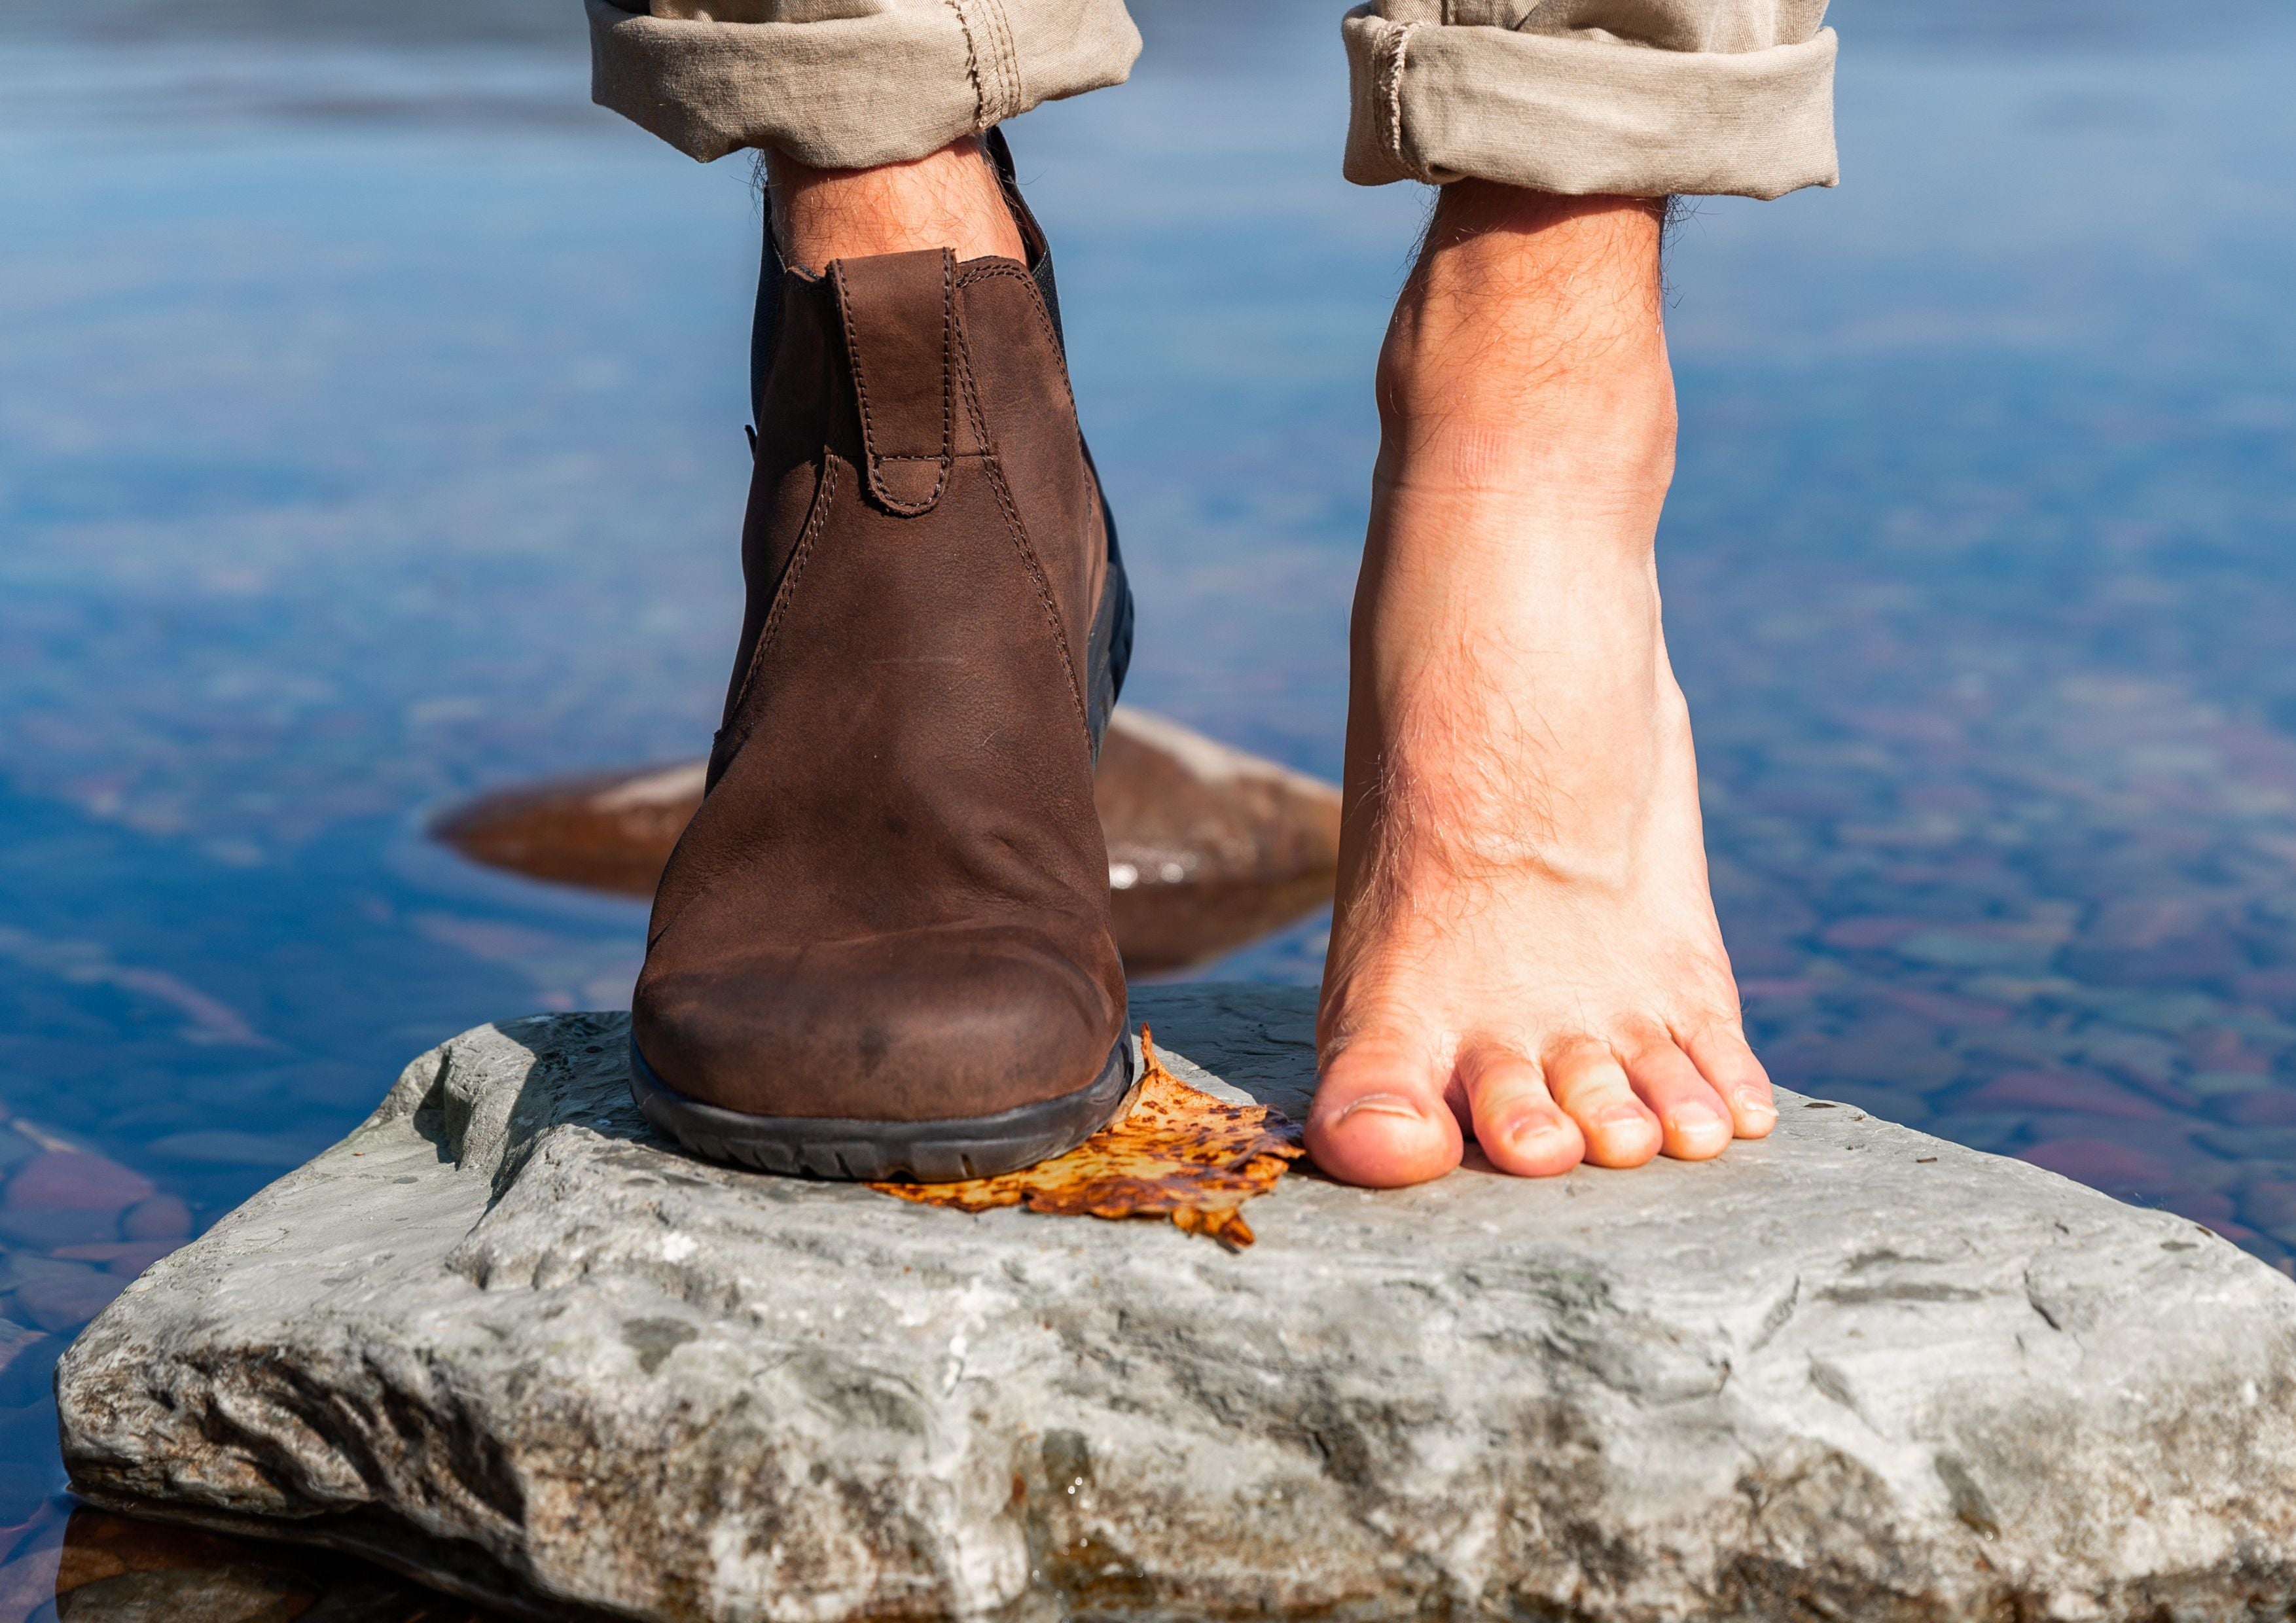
[1336,1093,1426,1125]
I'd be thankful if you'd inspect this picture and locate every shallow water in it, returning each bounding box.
[3,0,2296,1594]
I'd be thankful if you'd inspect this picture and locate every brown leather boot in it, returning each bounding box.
[628,136,1137,1182]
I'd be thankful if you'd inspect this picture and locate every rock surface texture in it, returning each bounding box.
[56,985,2296,1622]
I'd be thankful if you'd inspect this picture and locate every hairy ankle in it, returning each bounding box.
[766,136,1026,276]
[1376,185,1676,494]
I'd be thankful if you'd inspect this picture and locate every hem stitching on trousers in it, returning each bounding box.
[944,0,988,130]
[984,0,1022,124]
[945,0,1022,132]
[1382,21,1420,179]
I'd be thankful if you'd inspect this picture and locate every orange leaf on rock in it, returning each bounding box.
[871,1029,1302,1249]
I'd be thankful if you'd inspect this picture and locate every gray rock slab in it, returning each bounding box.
[56,984,2296,1622]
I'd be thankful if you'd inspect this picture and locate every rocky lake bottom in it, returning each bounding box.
[4,0,2296,1611]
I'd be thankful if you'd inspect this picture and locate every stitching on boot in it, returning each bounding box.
[958,263,1075,419]
[833,252,955,516]
[931,249,956,496]
[986,460,1093,744]
[721,454,838,757]
[1382,21,1420,179]
[950,313,1093,743]
[952,299,997,471]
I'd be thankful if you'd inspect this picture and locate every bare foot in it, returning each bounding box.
[1305,185,1776,1189]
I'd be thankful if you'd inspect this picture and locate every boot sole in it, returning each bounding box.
[627,1033,1140,1183]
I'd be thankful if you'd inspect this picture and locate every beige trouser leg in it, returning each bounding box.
[589,0,1835,201]
[585,0,1141,166]
[1342,1,1837,200]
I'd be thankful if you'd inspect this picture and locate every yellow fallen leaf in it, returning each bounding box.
[871,1028,1302,1249]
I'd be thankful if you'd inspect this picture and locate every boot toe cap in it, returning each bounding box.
[632,929,1123,1124]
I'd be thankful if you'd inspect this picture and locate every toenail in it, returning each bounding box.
[1503,1115,1567,1149]
[1736,1091,1777,1122]
[1336,1093,1427,1126]
[1671,1111,1727,1147]
[1597,1106,1647,1130]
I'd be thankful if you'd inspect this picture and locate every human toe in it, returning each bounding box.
[1683,1020,1776,1139]
[1306,1040,1464,1188]
[1545,1040,1662,1168]
[1462,1047,1585,1177]
[1617,1026,1734,1160]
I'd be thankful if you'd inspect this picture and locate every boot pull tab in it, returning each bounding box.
[831,247,956,517]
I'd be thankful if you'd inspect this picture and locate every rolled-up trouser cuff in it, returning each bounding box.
[587,0,1141,166]
[1342,6,1837,200]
